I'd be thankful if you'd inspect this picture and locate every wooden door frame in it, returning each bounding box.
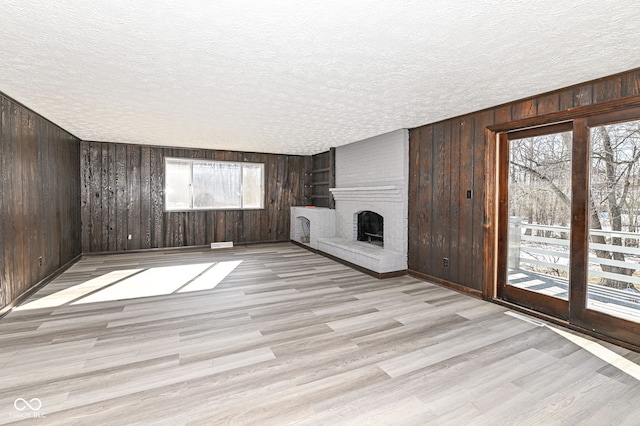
[495,126,572,320]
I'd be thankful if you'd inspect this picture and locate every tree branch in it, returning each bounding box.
[510,161,570,207]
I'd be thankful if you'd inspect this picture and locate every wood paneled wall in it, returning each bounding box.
[80,141,312,253]
[0,93,82,310]
[409,68,640,292]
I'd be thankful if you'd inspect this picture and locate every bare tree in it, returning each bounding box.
[589,122,640,288]
[510,120,640,290]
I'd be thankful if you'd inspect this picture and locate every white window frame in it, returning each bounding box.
[164,158,265,211]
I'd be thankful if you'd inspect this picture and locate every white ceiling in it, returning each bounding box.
[1,1,639,155]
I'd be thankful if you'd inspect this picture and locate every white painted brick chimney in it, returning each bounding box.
[329,129,408,269]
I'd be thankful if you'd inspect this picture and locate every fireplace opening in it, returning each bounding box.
[357,211,383,247]
[297,216,311,244]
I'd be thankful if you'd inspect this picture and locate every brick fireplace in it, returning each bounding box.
[323,183,406,273]
[291,129,408,275]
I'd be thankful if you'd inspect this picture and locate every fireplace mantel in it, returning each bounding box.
[329,186,402,202]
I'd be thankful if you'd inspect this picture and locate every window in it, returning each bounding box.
[165,158,264,211]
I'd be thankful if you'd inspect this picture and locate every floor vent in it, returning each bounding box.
[211,242,233,249]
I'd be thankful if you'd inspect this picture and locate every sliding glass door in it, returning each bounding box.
[498,109,640,347]
[584,118,640,331]
[499,124,573,319]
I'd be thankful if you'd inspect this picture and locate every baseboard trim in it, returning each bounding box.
[82,245,211,257]
[0,254,82,319]
[82,240,291,257]
[291,240,407,279]
[408,270,483,299]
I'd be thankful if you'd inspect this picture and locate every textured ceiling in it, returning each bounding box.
[1,1,639,155]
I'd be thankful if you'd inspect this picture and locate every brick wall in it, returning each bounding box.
[336,129,408,188]
[334,129,409,257]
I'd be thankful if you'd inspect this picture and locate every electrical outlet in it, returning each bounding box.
[443,257,449,267]
[38,256,43,266]
[466,190,473,199]
[128,234,132,240]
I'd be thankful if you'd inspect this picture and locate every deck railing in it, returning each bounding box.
[509,218,640,288]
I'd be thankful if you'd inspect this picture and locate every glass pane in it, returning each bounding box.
[588,119,640,323]
[192,162,216,208]
[165,159,192,210]
[507,130,572,300]
[193,162,242,209]
[242,164,264,208]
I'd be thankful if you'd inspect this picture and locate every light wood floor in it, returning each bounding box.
[1,242,639,425]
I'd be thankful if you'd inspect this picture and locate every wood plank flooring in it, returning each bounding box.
[1,242,639,425]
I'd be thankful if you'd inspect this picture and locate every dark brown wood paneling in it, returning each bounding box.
[80,142,312,252]
[0,97,11,306]
[433,122,448,276]
[418,126,436,270]
[150,147,164,248]
[511,99,537,121]
[407,127,420,270]
[408,68,640,294]
[559,88,574,111]
[127,145,142,250]
[80,142,89,250]
[448,118,461,284]
[593,75,622,104]
[416,125,433,273]
[106,143,117,251]
[573,84,593,107]
[21,109,32,289]
[140,146,152,248]
[494,105,511,125]
[417,126,433,273]
[537,93,560,115]
[115,143,127,251]
[89,141,103,252]
[458,115,474,288]
[0,92,81,311]
[13,105,24,297]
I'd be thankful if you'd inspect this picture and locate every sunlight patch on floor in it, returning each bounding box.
[73,263,214,304]
[16,260,245,310]
[506,311,640,381]
[547,325,640,381]
[16,269,143,310]
[178,260,242,293]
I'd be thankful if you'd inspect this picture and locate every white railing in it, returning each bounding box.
[509,218,640,287]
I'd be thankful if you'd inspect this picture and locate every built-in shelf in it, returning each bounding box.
[310,148,336,209]
[311,167,331,173]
